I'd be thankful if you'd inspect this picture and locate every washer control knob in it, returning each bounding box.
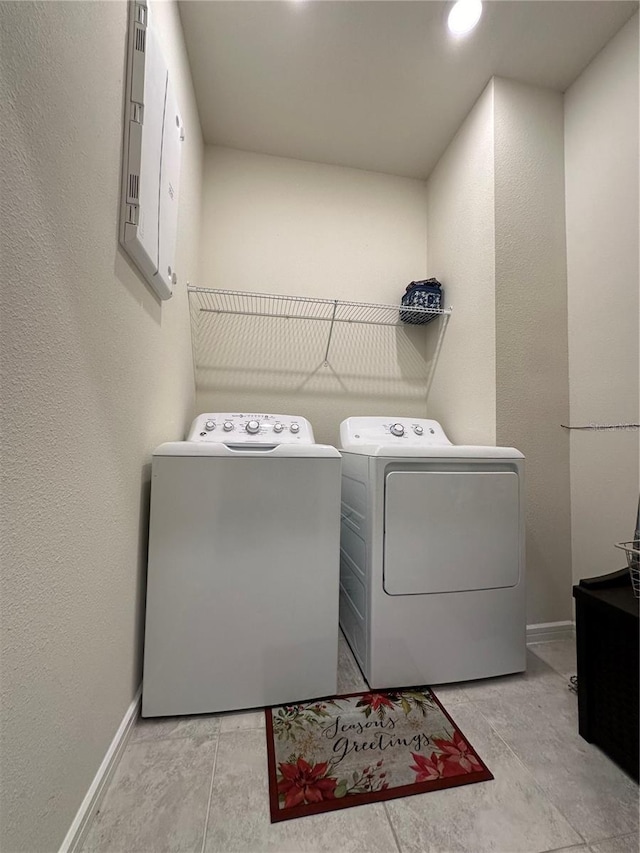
[273,422,284,433]
[414,425,424,435]
[204,420,216,431]
[246,420,261,434]
[223,421,234,432]
[390,423,405,437]
[290,422,300,434]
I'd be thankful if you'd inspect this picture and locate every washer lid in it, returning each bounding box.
[153,441,340,458]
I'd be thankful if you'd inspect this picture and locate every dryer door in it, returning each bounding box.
[383,470,520,595]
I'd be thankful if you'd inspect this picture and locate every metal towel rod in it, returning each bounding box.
[560,423,640,430]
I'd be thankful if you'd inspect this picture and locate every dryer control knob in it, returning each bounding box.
[290,422,300,434]
[390,423,405,437]
[223,421,234,432]
[273,423,284,433]
[414,425,424,435]
[205,420,216,431]
[246,420,261,434]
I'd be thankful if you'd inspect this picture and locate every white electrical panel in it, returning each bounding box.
[120,0,184,300]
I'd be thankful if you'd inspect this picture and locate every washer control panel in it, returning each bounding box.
[340,416,452,449]
[187,413,315,444]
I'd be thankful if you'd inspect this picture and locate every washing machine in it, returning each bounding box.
[142,413,341,717]
[338,416,525,689]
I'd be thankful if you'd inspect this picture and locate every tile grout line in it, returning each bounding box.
[199,733,221,853]
[589,830,639,846]
[468,700,589,848]
[382,801,404,853]
[132,732,219,745]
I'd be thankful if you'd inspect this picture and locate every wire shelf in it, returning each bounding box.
[188,286,452,370]
[188,287,452,327]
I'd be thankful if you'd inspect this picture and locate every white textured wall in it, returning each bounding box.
[426,76,572,624]
[0,2,202,850]
[565,14,640,584]
[197,147,430,446]
[494,77,572,624]
[425,83,496,445]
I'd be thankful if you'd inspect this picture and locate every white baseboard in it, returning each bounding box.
[59,684,142,853]
[526,620,575,645]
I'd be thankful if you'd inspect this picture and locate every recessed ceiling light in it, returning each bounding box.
[447,0,483,36]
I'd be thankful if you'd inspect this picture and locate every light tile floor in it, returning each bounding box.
[82,637,639,853]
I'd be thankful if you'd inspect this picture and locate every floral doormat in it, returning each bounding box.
[265,687,493,822]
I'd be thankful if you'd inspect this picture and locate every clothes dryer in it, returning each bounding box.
[142,413,341,716]
[339,416,525,688]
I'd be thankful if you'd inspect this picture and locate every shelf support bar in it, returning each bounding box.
[323,300,339,366]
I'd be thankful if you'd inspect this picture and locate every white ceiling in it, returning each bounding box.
[178,1,638,179]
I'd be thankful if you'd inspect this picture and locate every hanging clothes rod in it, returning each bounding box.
[561,423,640,430]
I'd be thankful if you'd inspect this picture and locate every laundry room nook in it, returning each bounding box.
[1,2,639,853]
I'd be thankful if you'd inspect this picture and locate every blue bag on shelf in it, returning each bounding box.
[399,278,443,324]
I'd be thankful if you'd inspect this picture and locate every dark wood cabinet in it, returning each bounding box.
[573,569,639,781]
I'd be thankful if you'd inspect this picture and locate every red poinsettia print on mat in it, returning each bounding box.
[355,689,435,719]
[432,731,483,774]
[277,758,338,808]
[410,732,482,783]
[266,687,493,822]
[410,751,458,782]
[356,692,397,714]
